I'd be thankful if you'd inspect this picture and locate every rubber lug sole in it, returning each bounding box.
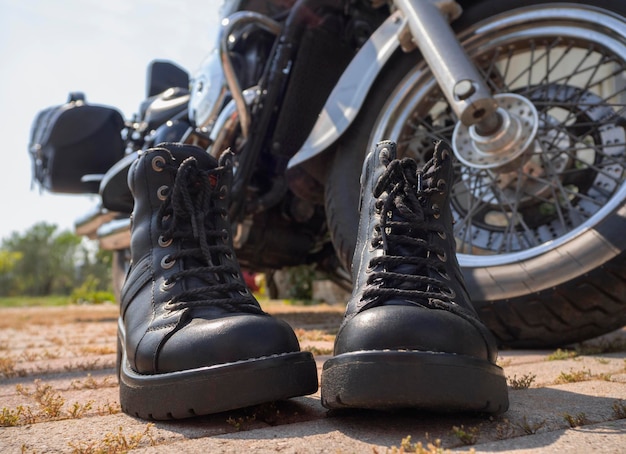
[117,328,318,420]
[321,350,509,414]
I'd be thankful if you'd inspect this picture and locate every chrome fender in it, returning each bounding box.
[287,10,406,170]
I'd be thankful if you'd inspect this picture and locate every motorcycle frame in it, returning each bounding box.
[92,0,505,254]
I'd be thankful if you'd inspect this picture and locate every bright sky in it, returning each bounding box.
[0,0,221,241]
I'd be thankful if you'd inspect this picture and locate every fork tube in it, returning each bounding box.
[394,0,499,129]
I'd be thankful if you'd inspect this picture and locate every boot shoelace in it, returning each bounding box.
[156,156,263,315]
[362,146,495,350]
[362,153,456,308]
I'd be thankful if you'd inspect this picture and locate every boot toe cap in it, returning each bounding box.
[334,304,496,362]
[137,314,302,374]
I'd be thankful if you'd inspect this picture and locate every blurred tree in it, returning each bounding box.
[0,222,112,296]
[0,250,23,296]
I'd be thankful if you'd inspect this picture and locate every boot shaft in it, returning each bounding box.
[126,143,226,264]
[121,143,250,315]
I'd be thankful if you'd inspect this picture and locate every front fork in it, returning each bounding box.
[394,0,497,127]
[394,0,538,171]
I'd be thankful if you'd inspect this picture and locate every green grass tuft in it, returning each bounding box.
[0,296,72,308]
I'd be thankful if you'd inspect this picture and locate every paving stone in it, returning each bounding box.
[454,419,626,453]
[0,304,624,454]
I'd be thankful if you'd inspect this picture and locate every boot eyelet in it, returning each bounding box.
[238,289,249,296]
[157,185,170,201]
[218,185,228,200]
[436,179,447,191]
[160,278,175,291]
[152,156,166,172]
[158,235,172,247]
[161,255,176,269]
[437,231,447,240]
[437,251,447,262]
[163,300,177,313]
[442,286,456,299]
[379,146,390,164]
[438,269,451,281]
[432,203,440,219]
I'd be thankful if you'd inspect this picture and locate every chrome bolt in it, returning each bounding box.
[454,80,476,100]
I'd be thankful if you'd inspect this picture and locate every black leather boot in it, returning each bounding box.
[321,140,509,414]
[118,143,318,420]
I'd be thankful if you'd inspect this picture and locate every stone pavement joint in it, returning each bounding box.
[0,303,624,453]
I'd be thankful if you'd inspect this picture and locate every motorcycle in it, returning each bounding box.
[29,0,626,348]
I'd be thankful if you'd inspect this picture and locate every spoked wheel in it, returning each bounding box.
[325,0,626,347]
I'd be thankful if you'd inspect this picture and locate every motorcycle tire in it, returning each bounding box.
[325,0,626,348]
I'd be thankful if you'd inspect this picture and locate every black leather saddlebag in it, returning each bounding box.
[29,93,125,194]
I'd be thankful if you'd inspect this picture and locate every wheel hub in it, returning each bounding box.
[452,93,538,172]
[450,85,626,255]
